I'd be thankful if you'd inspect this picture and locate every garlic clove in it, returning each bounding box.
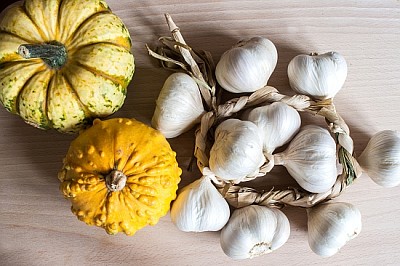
[152,72,206,138]
[209,119,265,183]
[220,205,290,260]
[307,202,362,257]
[243,102,301,154]
[288,52,347,99]
[357,130,400,187]
[274,125,337,193]
[215,36,278,93]
[170,175,230,232]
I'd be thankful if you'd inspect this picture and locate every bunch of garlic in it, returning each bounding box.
[147,15,400,260]
[274,125,337,193]
[220,205,290,260]
[170,175,230,232]
[242,102,301,154]
[307,202,362,257]
[209,119,265,183]
[215,36,278,93]
[288,52,347,99]
[152,72,206,138]
[357,130,400,187]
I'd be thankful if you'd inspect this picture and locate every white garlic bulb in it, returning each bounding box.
[152,72,205,138]
[170,175,230,232]
[220,205,290,260]
[243,102,301,154]
[357,130,400,187]
[215,36,278,93]
[209,119,265,183]
[307,202,362,257]
[288,52,347,99]
[274,125,337,193]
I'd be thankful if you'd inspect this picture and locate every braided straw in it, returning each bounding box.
[147,14,363,210]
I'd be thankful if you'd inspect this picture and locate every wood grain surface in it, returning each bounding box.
[1,1,400,265]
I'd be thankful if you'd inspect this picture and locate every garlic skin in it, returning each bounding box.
[170,175,230,232]
[357,130,400,187]
[209,119,265,183]
[243,102,301,154]
[215,36,278,93]
[274,125,337,193]
[288,52,347,99]
[220,205,290,260]
[152,72,205,138]
[307,202,362,257]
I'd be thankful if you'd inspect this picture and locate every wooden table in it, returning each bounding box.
[1,1,399,265]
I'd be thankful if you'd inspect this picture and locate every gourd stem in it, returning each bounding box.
[18,41,67,69]
[105,170,127,192]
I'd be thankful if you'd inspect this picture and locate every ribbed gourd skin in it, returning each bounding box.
[0,0,135,133]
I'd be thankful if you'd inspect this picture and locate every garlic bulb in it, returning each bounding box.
[274,125,337,193]
[357,130,400,187]
[243,102,301,154]
[307,202,362,257]
[288,52,347,99]
[215,36,278,93]
[209,119,265,183]
[220,205,290,260]
[152,72,205,138]
[170,175,230,232]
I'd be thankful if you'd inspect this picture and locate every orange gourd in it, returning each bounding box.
[58,118,182,235]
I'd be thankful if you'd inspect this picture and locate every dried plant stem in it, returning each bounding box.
[220,175,346,209]
[146,14,215,110]
[165,14,205,84]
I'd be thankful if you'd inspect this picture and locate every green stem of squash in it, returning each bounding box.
[18,41,67,69]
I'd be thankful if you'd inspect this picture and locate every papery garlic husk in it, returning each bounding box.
[220,205,290,260]
[215,36,278,93]
[209,119,265,183]
[287,52,347,99]
[170,175,230,232]
[357,130,400,187]
[242,102,301,154]
[152,72,206,138]
[307,202,362,257]
[274,125,337,193]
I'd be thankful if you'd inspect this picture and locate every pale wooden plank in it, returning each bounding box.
[1,1,400,265]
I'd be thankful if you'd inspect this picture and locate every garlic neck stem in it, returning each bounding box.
[106,170,127,192]
[273,154,285,165]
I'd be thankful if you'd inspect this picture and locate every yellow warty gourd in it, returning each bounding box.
[58,118,182,235]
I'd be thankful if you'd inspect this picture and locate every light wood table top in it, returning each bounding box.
[1,1,399,265]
